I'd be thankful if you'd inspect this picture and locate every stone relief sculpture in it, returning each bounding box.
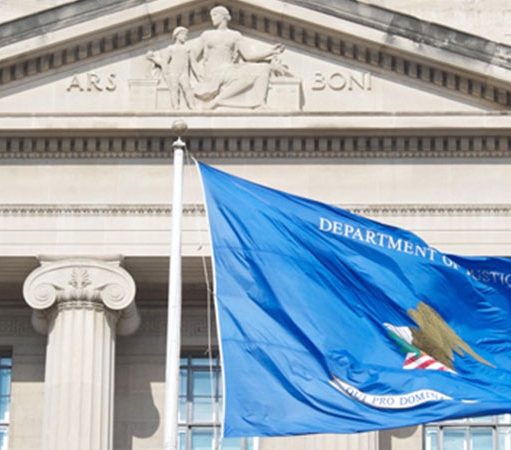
[146,26,198,110]
[145,5,297,111]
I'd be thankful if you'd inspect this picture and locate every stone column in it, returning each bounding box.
[23,256,140,450]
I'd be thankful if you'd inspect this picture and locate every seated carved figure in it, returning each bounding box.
[193,5,286,109]
[145,5,291,110]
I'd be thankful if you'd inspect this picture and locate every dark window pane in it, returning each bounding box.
[469,428,492,450]
[192,358,217,367]
[0,425,8,450]
[498,426,511,449]
[178,396,187,423]
[193,372,216,396]
[192,397,214,422]
[191,429,214,450]
[221,437,241,450]
[180,355,252,450]
[425,428,438,450]
[443,428,466,450]
[178,429,186,450]
[179,370,187,396]
[0,371,10,397]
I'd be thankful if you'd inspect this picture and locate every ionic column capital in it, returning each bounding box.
[23,255,139,335]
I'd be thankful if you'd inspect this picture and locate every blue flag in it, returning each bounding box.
[198,162,511,437]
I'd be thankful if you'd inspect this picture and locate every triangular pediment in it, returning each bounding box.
[2,0,511,117]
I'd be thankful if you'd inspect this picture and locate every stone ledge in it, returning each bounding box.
[3,203,511,217]
[1,133,511,159]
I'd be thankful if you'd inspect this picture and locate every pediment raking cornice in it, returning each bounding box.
[1,0,511,108]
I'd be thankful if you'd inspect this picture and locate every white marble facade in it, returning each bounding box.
[1,0,511,449]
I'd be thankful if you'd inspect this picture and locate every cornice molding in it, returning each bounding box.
[0,0,149,47]
[0,204,189,216]
[288,0,511,69]
[3,203,511,217]
[348,205,511,217]
[2,134,511,159]
[1,0,511,108]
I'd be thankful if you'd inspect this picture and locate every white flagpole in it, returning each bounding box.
[164,120,188,450]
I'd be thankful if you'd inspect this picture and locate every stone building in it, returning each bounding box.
[1,0,511,449]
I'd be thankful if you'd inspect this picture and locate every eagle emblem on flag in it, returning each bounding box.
[385,302,495,373]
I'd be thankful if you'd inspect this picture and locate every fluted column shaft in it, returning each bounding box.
[23,257,139,450]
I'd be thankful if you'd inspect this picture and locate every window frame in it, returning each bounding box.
[0,350,12,450]
[425,415,511,450]
[178,355,257,450]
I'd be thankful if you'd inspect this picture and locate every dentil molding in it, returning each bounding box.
[3,203,511,217]
[2,134,511,158]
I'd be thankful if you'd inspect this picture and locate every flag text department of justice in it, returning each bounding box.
[198,162,511,437]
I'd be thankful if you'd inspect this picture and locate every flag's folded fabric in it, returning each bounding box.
[198,162,511,437]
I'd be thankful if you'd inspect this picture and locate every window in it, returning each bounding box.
[426,415,511,450]
[179,356,255,450]
[0,353,11,450]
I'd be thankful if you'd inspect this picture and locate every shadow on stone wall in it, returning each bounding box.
[378,425,419,450]
[114,311,165,450]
